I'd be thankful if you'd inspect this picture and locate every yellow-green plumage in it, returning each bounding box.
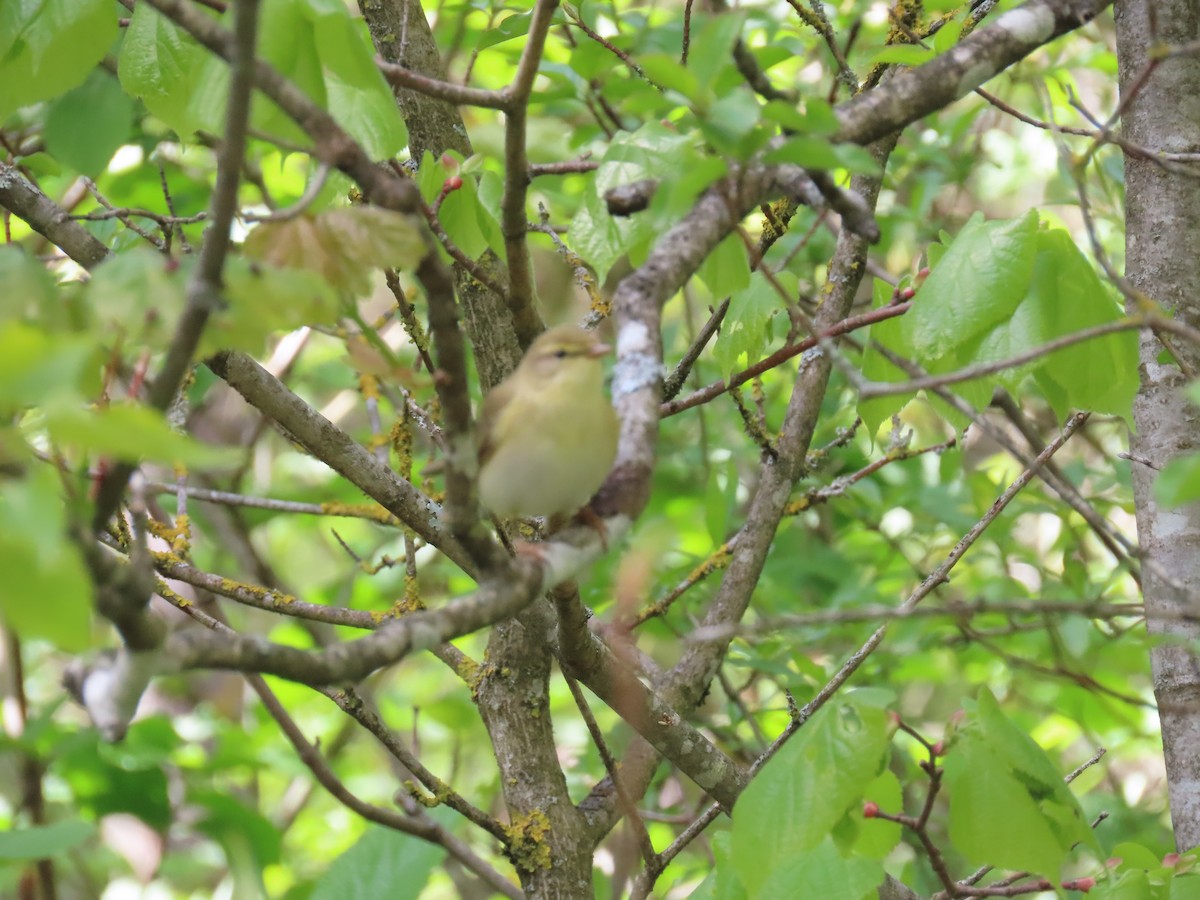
[477,325,618,518]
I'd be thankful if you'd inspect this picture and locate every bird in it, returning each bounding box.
[477,324,618,522]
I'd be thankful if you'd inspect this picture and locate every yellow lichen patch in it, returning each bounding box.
[634,543,732,624]
[361,553,400,575]
[402,577,422,611]
[358,372,381,402]
[469,661,498,701]
[455,655,481,685]
[387,591,425,616]
[170,514,191,556]
[504,809,552,873]
[150,549,185,567]
[222,578,295,607]
[146,517,176,541]
[392,411,414,479]
[320,500,401,526]
[783,494,814,517]
[403,780,441,808]
[155,582,192,610]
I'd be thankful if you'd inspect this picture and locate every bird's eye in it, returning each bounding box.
[553,349,568,359]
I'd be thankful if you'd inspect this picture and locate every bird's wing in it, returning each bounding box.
[476,380,516,467]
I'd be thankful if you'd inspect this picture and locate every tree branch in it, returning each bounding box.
[92,0,261,532]
[0,163,111,269]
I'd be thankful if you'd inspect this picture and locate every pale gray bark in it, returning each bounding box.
[1116,0,1200,851]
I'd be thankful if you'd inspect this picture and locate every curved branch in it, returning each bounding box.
[139,0,419,214]
[0,163,111,269]
[92,0,261,531]
[206,350,471,570]
[834,0,1113,146]
[498,0,558,346]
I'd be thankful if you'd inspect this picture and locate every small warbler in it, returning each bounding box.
[477,325,618,520]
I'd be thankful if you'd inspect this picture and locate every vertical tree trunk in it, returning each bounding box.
[1115,0,1200,851]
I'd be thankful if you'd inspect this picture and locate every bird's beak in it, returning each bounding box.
[587,341,611,359]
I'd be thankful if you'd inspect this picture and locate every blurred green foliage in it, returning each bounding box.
[0,0,1179,897]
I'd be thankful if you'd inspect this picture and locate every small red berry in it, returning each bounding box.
[862,801,879,818]
[1164,853,1181,867]
[931,741,944,757]
[440,153,456,169]
[1062,876,1096,892]
[444,176,464,192]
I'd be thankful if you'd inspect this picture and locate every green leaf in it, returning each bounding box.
[0,467,91,652]
[1020,230,1136,420]
[765,135,842,170]
[118,2,211,137]
[844,769,903,859]
[566,38,615,82]
[120,0,405,155]
[61,735,172,829]
[569,186,635,284]
[302,0,408,159]
[933,17,966,54]
[944,731,1065,878]
[649,152,728,222]
[193,790,282,872]
[0,247,57,323]
[699,89,764,157]
[943,689,1097,879]
[416,150,452,204]
[899,211,1040,360]
[865,212,1135,431]
[569,124,689,281]
[1155,453,1200,507]
[213,262,340,354]
[0,0,117,121]
[1111,842,1167,872]
[309,825,446,900]
[758,836,883,900]
[248,0,326,146]
[243,207,424,297]
[731,693,892,896]
[46,404,237,468]
[975,690,1097,853]
[639,54,701,103]
[698,233,752,302]
[0,525,91,652]
[859,278,916,437]
[871,45,933,66]
[85,248,188,349]
[43,70,136,178]
[1096,869,1155,900]
[475,169,506,256]
[595,123,693,194]
[714,271,790,381]
[761,99,839,136]
[705,457,739,545]
[688,832,748,900]
[437,176,490,260]
[687,12,745,94]
[832,143,884,175]
[0,820,95,860]
[0,323,93,409]
[476,9,533,51]
[1169,874,1200,900]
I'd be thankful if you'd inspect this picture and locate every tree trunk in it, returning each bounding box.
[1115,0,1200,851]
